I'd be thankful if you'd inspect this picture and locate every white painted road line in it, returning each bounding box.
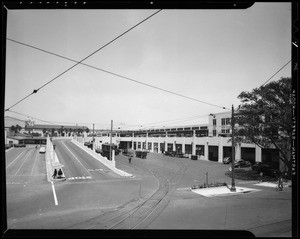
[30,151,39,176]
[14,151,31,176]
[61,141,92,177]
[6,150,26,169]
[51,182,58,206]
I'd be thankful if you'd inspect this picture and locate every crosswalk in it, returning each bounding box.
[66,168,112,181]
[67,176,92,180]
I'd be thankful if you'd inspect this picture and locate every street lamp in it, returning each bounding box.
[231,105,236,192]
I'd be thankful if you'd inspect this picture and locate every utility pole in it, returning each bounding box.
[231,105,236,192]
[110,120,113,161]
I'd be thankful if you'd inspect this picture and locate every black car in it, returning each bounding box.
[234,159,252,168]
[251,162,277,176]
[13,143,26,147]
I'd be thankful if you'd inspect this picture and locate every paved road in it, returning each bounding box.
[5,141,292,236]
[6,140,154,229]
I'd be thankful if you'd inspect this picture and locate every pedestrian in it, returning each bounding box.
[128,155,132,163]
[52,169,57,179]
[57,169,63,178]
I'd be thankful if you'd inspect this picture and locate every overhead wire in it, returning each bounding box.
[261,60,291,87]
[5,9,162,112]
[6,37,228,111]
[6,109,211,131]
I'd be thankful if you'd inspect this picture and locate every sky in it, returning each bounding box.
[4,3,292,131]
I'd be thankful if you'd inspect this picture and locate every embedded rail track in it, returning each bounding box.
[68,155,188,229]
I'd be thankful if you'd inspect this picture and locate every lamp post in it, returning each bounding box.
[231,105,236,192]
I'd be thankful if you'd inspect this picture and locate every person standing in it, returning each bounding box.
[57,169,63,178]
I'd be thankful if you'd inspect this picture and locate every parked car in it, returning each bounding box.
[5,144,13,150]
[223,157,232,164]
[251,162,277,176]
[13,143,26,147]
[234,159,252,168]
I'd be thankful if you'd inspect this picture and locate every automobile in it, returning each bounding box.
[251,162,277,176]
[39,146,46,154]
[5,144,13,150]
[84,142,92,146]
[223,157,232,164]
[234,159,252,168]
[13,143,26,148]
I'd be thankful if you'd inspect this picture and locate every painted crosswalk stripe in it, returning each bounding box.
[68,176,92,180]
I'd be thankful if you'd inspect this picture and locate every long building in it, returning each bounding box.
[83,111,280,169]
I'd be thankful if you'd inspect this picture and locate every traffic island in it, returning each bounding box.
[191,185,260,197]
[45,136,66,182]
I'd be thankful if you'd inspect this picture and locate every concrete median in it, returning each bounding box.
[45,137,66,182]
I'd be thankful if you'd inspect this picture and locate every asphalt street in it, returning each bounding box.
[5,139,292,236]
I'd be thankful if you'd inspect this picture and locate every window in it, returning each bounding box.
[213,130,217,136]
[196,145,204,156]
[226,129,230,133]
[185,144,192,154]
[226,118,231,125]
[221,118,226,125]
[221,129,225,133]
[213,119,216,126]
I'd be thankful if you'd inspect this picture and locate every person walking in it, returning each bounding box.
[52,169,57,179]
[128,155,132,163]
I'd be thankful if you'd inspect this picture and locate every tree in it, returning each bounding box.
[42,128,48,136]
[59,126,64,136]
[234,77,292,175]
[10,124,22,133]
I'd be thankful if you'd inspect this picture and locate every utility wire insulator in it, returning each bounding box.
[32,89,38,94]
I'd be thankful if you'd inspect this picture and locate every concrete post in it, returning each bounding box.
[112,149,115,167]
[204,140,209,161]
[158,139,161,153]
[192,130,196,155]
[218,138,223,163]
[255,145,262,162]
[235,143,241,161]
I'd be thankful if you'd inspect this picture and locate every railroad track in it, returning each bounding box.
[68,154,188,229]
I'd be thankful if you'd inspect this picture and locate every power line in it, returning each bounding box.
[6,110,66,127]
[7,37,229,111]
[5,109,210,131]
[261,60,291,87]
[5,9,162,111]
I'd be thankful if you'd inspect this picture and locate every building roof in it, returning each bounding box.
[25,124,89,130]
